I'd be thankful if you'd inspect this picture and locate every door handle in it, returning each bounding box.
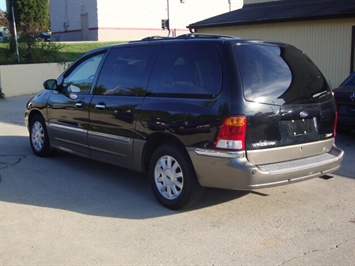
[95,104,106,110]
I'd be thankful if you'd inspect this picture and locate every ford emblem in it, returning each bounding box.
[300,111,308,118]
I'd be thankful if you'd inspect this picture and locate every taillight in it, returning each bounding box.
[214,116,247,150]
[334,110,338,137]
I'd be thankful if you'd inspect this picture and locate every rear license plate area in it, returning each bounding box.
[281,117,318,137]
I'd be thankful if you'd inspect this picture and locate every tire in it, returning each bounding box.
[29,114,53,157]
[149,144,204,210]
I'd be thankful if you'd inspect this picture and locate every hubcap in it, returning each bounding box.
[154,155,184,200]
[31,121,44,151]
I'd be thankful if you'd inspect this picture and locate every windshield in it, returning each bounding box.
[234,44,332,105]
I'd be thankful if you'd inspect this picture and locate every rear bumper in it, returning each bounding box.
[188,144,344,190]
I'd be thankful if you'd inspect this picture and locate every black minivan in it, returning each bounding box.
[25,34,344,209]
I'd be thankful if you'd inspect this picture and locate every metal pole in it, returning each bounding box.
[167,0,170,36]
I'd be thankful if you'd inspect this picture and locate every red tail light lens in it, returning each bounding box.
[214,116,247,150]
[334,109,338,137]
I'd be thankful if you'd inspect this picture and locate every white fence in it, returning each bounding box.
[0,63,66,97]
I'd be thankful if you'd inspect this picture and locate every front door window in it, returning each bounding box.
[63,53,104,94]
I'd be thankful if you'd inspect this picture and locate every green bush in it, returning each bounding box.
[24,40,65,63]
[0,40,65,64]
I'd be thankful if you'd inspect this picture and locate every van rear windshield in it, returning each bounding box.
[234,44,332,105]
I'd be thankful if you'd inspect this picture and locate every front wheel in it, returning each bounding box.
[29,114,53,157]
[149,144,204,210]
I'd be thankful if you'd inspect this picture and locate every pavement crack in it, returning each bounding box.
[277,238,355,266]
[0,154,27,169]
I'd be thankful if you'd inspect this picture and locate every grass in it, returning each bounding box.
[57,41,121,62]
[0,41,123,64]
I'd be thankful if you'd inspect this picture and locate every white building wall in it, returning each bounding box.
[50,0,99,41]
[50,0,243,41]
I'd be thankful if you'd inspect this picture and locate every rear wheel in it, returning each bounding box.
[149,144,204,210]
[29,114,53,157]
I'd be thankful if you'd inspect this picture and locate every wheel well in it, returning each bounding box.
[142,133,187,173]
[27,110,43,129]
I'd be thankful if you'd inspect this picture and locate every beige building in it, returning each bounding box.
[188,0,355,88]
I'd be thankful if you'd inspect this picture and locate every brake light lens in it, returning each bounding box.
[334,109,338,137]
[214,116,247,150]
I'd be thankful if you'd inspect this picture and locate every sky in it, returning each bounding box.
[0,0,6,12]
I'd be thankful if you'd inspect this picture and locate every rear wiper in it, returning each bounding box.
[312,91,329,99]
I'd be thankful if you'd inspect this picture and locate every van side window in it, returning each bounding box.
[63,53,104,94]
[94,46,160,96]
[147,44,222,96]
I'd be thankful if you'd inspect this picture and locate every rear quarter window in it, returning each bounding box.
[234,44,331,105]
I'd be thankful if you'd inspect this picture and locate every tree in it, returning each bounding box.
[0,9,7,27]
[7,0,50,61]
[15,0,49,34]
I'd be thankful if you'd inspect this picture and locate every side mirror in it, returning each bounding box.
[43,79,58,90]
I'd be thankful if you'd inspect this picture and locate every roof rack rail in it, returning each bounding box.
[130,34,237,43]
[129,36,172,43]
[141,36,172,41]
[176,33,236,39]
